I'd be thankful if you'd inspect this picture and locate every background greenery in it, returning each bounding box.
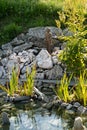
[0,0,63,45]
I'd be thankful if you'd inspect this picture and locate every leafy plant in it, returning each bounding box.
[56,0,87,76]
[75,70,87,106]
[55,73,73,102]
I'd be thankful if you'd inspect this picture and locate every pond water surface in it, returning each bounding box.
[0,100,77,130]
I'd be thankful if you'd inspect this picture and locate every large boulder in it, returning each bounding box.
[28,27,62,39]
[36,49,53,69]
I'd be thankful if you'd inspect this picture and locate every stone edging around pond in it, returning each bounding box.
[43,98,87,116]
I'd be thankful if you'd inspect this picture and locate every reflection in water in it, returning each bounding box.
[2,125,10,130]
[0,102,86,130]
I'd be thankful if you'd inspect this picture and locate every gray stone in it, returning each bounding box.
[45,65,63,79]
[52,56,58,64]
[36,49,53,69]
[2,43,12,56]
[17,33,25,41]
[63,28,73,36]
[21,65,31,74]
[1,58,8,67]
[28,27,62,39]
[27,49,38,55]
[13,42,33,53]
[72,117,87,130]
[9,53,18,60]
[0,49,3,57]
[2,43,12,50]
[61,102,68,108]
[0,66,6,78]
[2,112,10,125]
[11,39,24,46]
[7,59,20,77]
[66,104,73,110]
[77,106,86,114]
[73,102,81,108]
[36,73,44,79]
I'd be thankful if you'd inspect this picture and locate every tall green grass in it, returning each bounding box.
[0,0,63,45]
[55,73,73,102]
[0,66,36,96]
[75,71,87,106]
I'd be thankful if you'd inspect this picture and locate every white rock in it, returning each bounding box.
[36,49,53,69]
[72,117,87,130]
[52,56,58,64]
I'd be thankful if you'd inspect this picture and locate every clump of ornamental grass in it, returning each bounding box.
[22,65,36,96]
[55,73,74,102]
[75,70,87,106]
[0,66,36,96]
[0,68,19,96]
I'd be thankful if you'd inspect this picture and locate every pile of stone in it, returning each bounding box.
[0,27,69,86]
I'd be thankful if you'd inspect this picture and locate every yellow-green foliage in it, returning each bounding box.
[23,65,36,96]
[75,70,87,106]
[55,73,73,102]
[0,66,36,96]
[56,0,87,76]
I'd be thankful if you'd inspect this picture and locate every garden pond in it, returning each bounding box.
[0,99,87,130]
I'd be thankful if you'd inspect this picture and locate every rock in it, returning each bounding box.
[13,42,33,53]
[21,65,31,74]
[45,65,63,79]
[63,28,73,36]
[52,56,58,64]
[0,49,3,57]
[9,53,17,60]
[77,106,86,114]
[1,58,8,67]
[73,102,81,108]
[0,66,6,78]
[72,117,87,130]
[7,59,20,77]
[36,49,53,69]
[11,38,24,46]
[17,33,25,41]
[18,51,31,63]
[2,112,10,125]
[2,43,12,50]
[66,104,73,110]
[27,49,38,55]
[36,73,44,79]
[28,27,62,39]
[2,43,12,56]
[61,102,68,109]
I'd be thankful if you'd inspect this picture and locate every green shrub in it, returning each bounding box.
[56,0,87,76]
[3,23,22,41]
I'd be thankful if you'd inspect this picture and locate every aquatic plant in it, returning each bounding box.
[0,66,36,96]
[55,73,73,102]
[75,70,87,106]
[22,65,36,96]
